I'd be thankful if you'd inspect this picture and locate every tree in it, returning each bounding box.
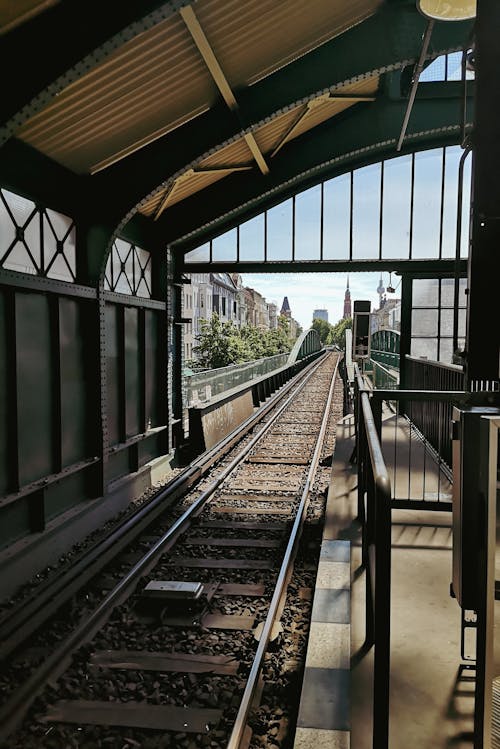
[329,317,352,349]
[193,313,293,369]
[311,317,334,345]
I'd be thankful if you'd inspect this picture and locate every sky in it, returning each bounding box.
[240,271,400,329]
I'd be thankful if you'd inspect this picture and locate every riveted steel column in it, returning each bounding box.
[152,247,169,454]
[399,274,412,390]
[465,0,500,389]
[167,247,184,452]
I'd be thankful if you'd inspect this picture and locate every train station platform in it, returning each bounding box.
[294,410,475,748]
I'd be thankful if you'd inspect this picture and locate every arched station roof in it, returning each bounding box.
[0,0,472,276]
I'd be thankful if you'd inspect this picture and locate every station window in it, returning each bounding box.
[184,146,471,266]
[411,277,466,365]
[104,238,152,298]
[0,188,76,282]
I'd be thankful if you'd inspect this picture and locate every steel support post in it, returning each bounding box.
[465,0,500,389]
[399,274,412,391]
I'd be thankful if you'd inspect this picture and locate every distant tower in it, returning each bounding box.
[313,309,328,323]
[377,275,385,308]
[281,296,291,318]
[343,276,351,319]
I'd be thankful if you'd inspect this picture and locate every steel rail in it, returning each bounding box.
[226,355,340,749]
[0,352,325,661]
[0,352,334,743]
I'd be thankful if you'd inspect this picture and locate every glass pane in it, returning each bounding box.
[23,213,41,270]
[411,337,438,360]
[2,243,37,274]
[440,309,454,337]
[2,188,36,227]
[48,253,72,282]
[185,243,210,263]
[412,149,443,258]
[460,153,472,258]
[267,199,293,260]
[440,277,461,307]
[382,154,412,259]
[212,228,237,262]
[439,338,454,364]
[104,255,113,290]
[0,192,16,253]
[439,309,466,341]
[239,214,264,261]
[420,55,446,82]
[458,308,466,338]
[412,278,439,307]
[441,146,460,258]
[46,208,72,240]
[446,51,474,81]
[412,308,438,336]
[353,163,381,259]
[323,174,350,260]
[294,185,321,260]
[43,214,58,268]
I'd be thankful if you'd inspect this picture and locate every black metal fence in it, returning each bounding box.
[403,356,464,471]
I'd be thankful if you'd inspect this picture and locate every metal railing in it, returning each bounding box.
[371,360,399,391]
[355,367,392,749]
[403,356,464,472]
[184,352,289,406]
[405,355,464,391]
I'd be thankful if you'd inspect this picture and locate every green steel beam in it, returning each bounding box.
[0,138,82,218]
[181,259,467,275]
[162,94,473,250]
[465,0,500,387]
[0,1,191,145]
[94,4,471,225]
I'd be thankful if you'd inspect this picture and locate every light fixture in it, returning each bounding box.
[417,0,476,21]
[387,272,395,294]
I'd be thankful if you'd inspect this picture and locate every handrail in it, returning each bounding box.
[354,363,392,748]
[361,391,391,498]
[404,354,464,373]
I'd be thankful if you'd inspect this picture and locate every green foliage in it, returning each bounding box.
[311,316,352,348]
[329,316,352,349]
[193,313,293,369]
[311,317,334,345]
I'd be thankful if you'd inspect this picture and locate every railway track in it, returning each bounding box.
[0,351,341,749]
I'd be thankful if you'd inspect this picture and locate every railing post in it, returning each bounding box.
[373,484,391,749]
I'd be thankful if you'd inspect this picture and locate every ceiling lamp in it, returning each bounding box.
[417,0,476,21]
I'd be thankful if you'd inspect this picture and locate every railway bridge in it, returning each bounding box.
[0,2,499,748]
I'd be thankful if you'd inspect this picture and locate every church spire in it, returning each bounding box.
[343,275,351,319]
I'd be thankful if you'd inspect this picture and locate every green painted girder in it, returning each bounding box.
[94,3,472,225]
[160,93,474,250]
[0,138,82,217]
[180,260,468,275]
[0,0,190,145]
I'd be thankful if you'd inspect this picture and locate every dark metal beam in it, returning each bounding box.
[0,139,82,218]
[465,0,500,389]
[93,4,472,223]
[162,95,473,250]
[180,259,467,275]
[0,1,191,144]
